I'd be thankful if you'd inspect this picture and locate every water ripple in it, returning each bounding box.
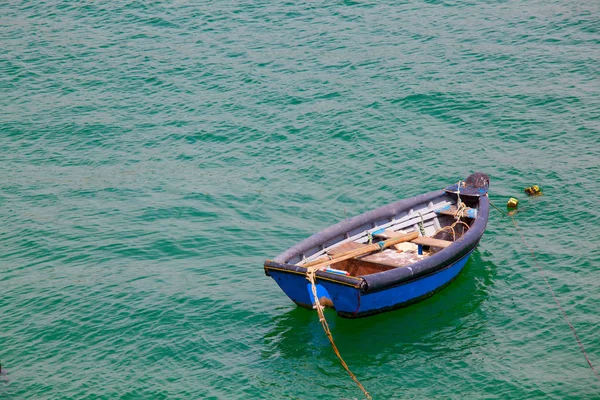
[2,0,600,398]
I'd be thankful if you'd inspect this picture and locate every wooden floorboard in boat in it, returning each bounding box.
[359,249,424,268]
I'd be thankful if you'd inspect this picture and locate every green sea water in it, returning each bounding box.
[2,0,599,398]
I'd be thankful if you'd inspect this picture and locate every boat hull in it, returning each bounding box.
[267,247,475,318]
[264,173,490,318]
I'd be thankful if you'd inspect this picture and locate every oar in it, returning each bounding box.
[303,231,419,271]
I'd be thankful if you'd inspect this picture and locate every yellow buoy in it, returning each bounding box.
[507,197,519,209]
[524,185,542,196]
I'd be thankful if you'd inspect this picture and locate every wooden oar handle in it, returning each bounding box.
[303,231,419,271]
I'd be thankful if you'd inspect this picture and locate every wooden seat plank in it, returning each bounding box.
[411,236,454,248]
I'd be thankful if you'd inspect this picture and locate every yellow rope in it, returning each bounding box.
[303,201,468,398]
[454,201,467,220]
[306,267,372,400]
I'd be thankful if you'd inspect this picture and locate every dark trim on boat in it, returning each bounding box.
[264,260,366,289]
[338,259,468,318]
[263,194,489,293]
[362,240,479,293]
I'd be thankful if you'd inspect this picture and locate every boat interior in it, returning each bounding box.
[297,195,479,277]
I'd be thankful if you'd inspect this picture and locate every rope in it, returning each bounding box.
[489,200,508,216]
[434,225,456,241]
[489,199,600,381]
[417,212,426,236]
[433,202,470,240]
[454,201,467,220]
[306,267,373,400]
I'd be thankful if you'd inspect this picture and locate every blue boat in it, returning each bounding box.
[264,173,490,318]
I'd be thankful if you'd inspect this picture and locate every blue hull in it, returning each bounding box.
[264,173,490,318]
[268,249,474,318]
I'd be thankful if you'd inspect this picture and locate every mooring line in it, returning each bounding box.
[306,268,372,400]
[490,200,600,381]
[489,200,508,216]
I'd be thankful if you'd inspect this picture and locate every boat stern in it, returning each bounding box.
[264,260,364,310]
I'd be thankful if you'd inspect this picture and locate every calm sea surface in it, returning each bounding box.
[2,0,599,398]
